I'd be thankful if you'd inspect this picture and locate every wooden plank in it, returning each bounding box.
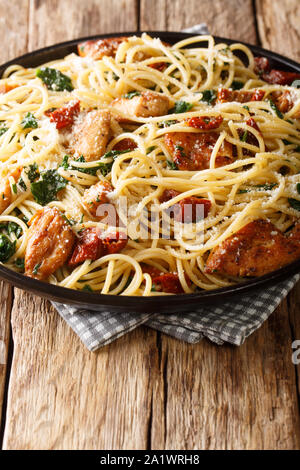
[2,0,300,451]
[256,0,300,406]
[140,0,256,43]
[0,282,12,434]
[2,0,157,450]
[28,0,138,51]
[256,0,300,60]
[142,0,300,450]
[3,292,156,449]
[151,302,300,450]
[288,283,300,398]
[0,0,29,435]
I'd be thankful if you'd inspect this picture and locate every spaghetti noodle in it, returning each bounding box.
[0,33,299,295]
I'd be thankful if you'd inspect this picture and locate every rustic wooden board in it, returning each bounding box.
[3,292,156,449]
[141,0,300,451]
[150,301,300,450]
[256,0,300,410]
[27,0,138,51]
[1,0,300,450]
[1,0,156,451]
[0,0,29,435]
[140,0,257,43]
[256,0,300,59]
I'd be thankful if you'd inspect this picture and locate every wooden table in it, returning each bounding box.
[0,0,300,450]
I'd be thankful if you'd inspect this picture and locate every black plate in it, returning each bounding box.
[1,31,300,313]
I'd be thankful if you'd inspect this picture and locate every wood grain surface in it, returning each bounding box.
[0,0,299,450]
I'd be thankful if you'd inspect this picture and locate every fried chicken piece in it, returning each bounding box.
[25,207,75,280]
[70,110,111,161]
[82,180,113,218]
[111,91,169,122]
[205,219,300,278]
[77,37,128,60]
[164,132,234,170]
[271,90,300,119]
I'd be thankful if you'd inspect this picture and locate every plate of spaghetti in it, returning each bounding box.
[0,32,300,311]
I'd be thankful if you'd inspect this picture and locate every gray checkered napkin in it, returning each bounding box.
[52,24,300,351]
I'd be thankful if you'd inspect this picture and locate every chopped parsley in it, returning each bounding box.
[241,130,248,142]
[174,144,186,157]
[0,126,8,137]
[18,178,27,191]
[297,183,300,195]
[238,183,278,194]
[146,146,156,154]
[21,112,38,129]
[123,91,141,99]
[62,214,76,226]
[25,163,40,182]
[31,169,67,205]
[231,80,244,90]
[170,101,193,114]
[33,263,41,275]
[243,105,250,111]
[288,198,300,211]
[0,235,16,262]
[166,160,178,170]
[36,67,73,92]
[82,284,93,292]
[62,150,133,178]
[12,183,17,194]
[200,89,217,105]
[14,257,25,271]
[268,99,283,119]
[158,119,178,128]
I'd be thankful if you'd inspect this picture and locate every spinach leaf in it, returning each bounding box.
[7,222,22,238]
[170,101,193,114]
[21,112,38,129]
[98,149,132,176]
[200,89,217,104]
[36,67,73,92]
[0,235,16,262]
[232,80,244,90]
[288,198,300,211]
[82,284,93,292]
[31,169,67,205]
[123,91,141,99]
[18,178,27,191]
[25,163,39,182]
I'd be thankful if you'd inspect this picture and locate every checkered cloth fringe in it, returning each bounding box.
[52,24,300,351]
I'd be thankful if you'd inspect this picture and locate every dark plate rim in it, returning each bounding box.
[0,31,300,311]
